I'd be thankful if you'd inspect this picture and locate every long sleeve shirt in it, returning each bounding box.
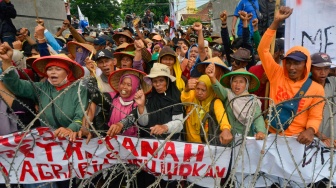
[2,67,88,131]
[258,28,325,135]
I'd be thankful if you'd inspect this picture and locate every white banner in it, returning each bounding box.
[0,128,335,186]
[285,0,336,60]
[234,135,335,187]
[0,128,231,186]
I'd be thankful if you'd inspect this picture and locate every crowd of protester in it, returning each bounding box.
[0,0,335,187]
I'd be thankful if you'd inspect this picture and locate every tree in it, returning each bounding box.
[180,17,202,26]
[120,0,170,25]
[70,0,121,26]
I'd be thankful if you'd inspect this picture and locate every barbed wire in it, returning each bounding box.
[0,73,335,188]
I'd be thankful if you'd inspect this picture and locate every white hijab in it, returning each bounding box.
[227,75,261,125]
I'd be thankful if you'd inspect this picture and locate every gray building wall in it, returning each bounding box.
[211,0,239,35]
[11,0,66,35]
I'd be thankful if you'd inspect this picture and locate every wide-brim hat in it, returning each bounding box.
[124,43,135,51]
[220,68,260,92]
[115,42,130,52]
[32,54,84,79]
[114,51,135,67]
[112,31,134,45]
[152,34,163,41]
[149,32,160,39]
[230,48,252,62]
[209,38,223,46]
[144,63,176,84]
[67,41,96,59]
[196,57,230,74]
[211,34,220,41]
[109,68,152,94]
[26,55,40,68]
[145,38,153,44]
[125,43,152,64]
[55,36,66,44]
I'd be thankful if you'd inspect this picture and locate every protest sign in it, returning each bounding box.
[285,0,336,60]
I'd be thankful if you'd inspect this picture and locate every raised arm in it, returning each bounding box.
[257,6,293,80]
[220,10,233,67]
[193,22,206,61]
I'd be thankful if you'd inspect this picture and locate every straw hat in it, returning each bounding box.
[145,38,153,44]
[149,32,160,39]
[144,63,176,84]
[109,68,152,94]
[32,54,84,79]
[125,43,152,64]
[124,43,135,51]
[26,55,40,68]
[67,41,96,59]
[152,34,163,41]
[209,38,222,46]
[196,57,230,74]
[220,68,260,92]
[114,51,135,67]
[211,34,221,41]
[115,42,130,52]
[112,31,134,45]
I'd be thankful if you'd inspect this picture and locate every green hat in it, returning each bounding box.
[220,68,260,92]
[145,52,159,74]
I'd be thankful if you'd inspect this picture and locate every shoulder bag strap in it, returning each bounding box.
[291,78,313,112]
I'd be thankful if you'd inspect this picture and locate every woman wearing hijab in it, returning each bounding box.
[206,62,266,141]
[181,74,232,144]
[158,46,185,92]
[107,63,184,188]
[83,68,151,138]
[0,42,88,188]
[107,63,183,139]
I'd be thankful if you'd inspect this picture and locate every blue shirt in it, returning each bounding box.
[234,0,259,37]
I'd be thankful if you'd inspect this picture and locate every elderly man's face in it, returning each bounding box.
[285,59,306,82]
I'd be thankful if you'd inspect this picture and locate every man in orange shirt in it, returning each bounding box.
[257,6,325,145]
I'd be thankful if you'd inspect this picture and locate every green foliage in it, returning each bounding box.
[120,0,170,24]
[180,17,202,26]
[70,0,121,26]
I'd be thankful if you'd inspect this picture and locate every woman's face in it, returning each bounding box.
[231,76,247,95]
[189,46,198,59]
[121,56,133,69]
[195,82,208,102]
[161,55,175,71]
[119,77,132,98]
[152,76,168,94]
[46,66,68,86]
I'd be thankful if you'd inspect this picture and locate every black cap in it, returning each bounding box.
[95,49,113,60]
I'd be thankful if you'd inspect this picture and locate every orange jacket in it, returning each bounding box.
[258,29,325,135]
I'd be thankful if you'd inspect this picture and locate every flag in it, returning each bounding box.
[77,6,88,32]
[77,6,85,21]
[169,0,176,39]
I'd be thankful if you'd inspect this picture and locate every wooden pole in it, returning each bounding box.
[264,0,281,112]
